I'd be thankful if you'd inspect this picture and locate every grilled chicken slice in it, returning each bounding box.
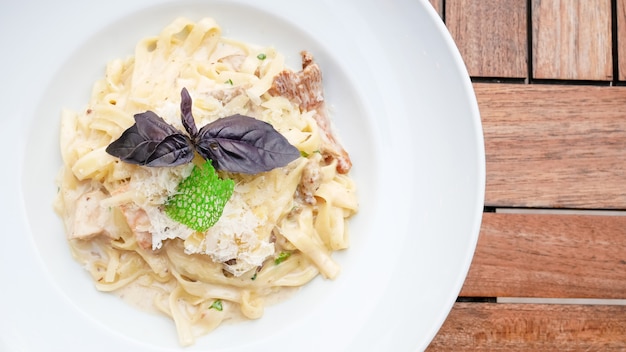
[269,51,352,174]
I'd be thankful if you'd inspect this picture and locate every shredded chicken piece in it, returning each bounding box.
[70,190,117,240]
[296,154,322,205]
[219,54,246,72]
[208,86,245,105]
[269,51,352,174]
[119,204,153,250]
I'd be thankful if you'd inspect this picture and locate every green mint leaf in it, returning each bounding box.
[165,161,234,232]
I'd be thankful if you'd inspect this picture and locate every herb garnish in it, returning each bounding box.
[209,299,223,311]
[256,53,267,60]
[164,161,234,232]
[106,88,300,174]
[274,251,291,265]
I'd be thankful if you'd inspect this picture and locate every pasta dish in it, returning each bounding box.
[54,17,357,345]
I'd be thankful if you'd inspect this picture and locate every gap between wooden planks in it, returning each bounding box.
[476,82,626,209]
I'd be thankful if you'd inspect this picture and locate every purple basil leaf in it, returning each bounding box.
[195,114,300,174]
[106,111,194,166]
[135,111,181,140]
[106,88,301,172]
[105,124,146,160]
[180,87,198,138]
[122,140,160,162]
[145,134,195,166]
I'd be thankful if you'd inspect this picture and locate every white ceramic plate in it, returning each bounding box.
[0,0,484,351]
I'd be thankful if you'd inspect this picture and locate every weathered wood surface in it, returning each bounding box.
[531,0,613,80]
[427,0,626,350]
[427,303,626,351]
[460,212,626,299]
[445,0,528,78]
[618,0,626,80]
[477,83,626,209]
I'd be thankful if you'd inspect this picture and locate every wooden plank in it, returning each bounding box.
[618,0,626,80]
[532,0,612,80]
[460,212,626,298]
[427,302,626,351]
[428,0,444,19]
[476,83,626,209]
[445,0,527,78]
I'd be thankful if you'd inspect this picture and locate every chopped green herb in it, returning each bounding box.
[251,272,257,281]
[300,150,321,158]
[274,251,291,265]
[209,299,223,311]
[225,78,233,85]
[165,161,234,232]
[257,53,267,60]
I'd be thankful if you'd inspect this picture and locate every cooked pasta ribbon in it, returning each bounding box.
[54,17,357,346]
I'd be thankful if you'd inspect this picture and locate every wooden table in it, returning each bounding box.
[425,0,626,350]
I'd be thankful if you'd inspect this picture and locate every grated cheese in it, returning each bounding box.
[183,186,274,276]
[130,167,274,276]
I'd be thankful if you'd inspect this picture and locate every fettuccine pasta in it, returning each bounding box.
[54,17,357,346]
